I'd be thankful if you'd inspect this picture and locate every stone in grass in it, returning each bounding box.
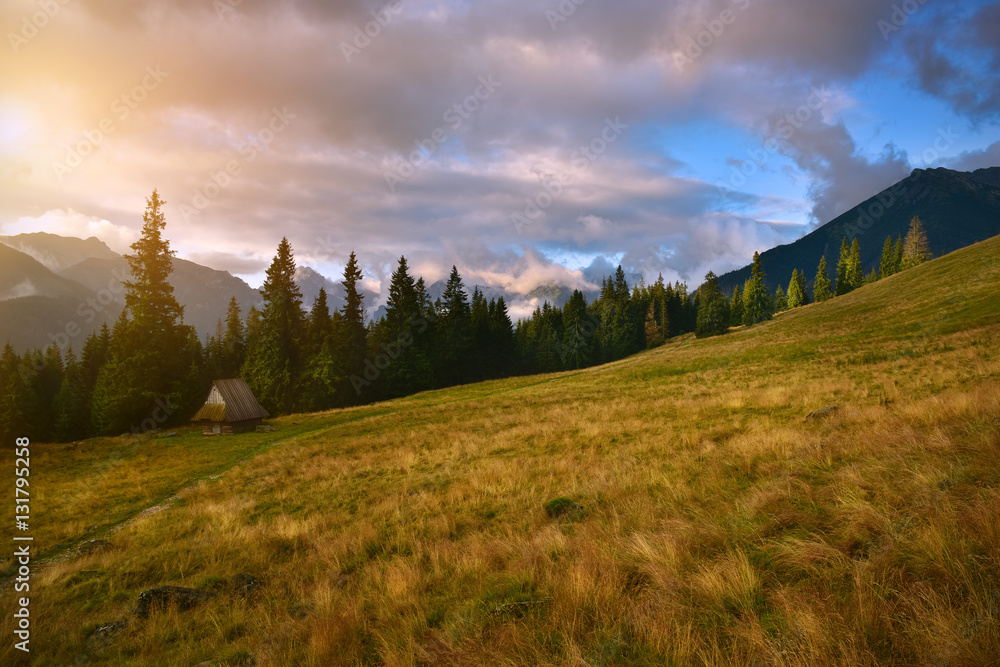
[87,619,128,650]
[232,573,262,598]
[805,406,839,421]
[134,586,215,619]
[544,497,586,521]
[78,539,113,556]
[256,424,277,433]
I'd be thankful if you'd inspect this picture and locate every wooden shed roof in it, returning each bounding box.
[192,378,269,423]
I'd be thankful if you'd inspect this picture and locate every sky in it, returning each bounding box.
[1,0,999,316]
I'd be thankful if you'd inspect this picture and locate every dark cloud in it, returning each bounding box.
[1,0,996,304]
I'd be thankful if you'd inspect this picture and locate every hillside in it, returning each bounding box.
[717,167,1000,294]
[2,235,999,665]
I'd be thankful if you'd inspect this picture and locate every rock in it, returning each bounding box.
[157,431,179,438]
[87,619,127,650]
[134,586,214,619]
[805,406,839,421]
[78,539,113,556]
[256,424,276,433]
[232,573,262,597]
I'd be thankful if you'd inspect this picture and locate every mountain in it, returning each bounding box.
[0,232,120,273]
[0,235,265,352]
[0,245,112,352]
[716,167,1000,294]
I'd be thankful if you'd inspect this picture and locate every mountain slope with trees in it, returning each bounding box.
[716,167,1000,294]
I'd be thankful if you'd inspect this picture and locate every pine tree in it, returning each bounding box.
[742,252,773,326]
[846,238,863,291]
[437,266,473,385]
[893,236,904,273]
[774,284,787,312]
[0,344,28,444]
[221,297,245,377]
[307,288,333,354]
[730,284,744,327]
[814,255,833,302]
[901,215,931,269]
[835,237,851,296]
[879,236,896,278]
[795,268,809,305]
[90,190,192,435]
[696,271,729,338]
[560,290,594,369]
[470,287,490,381]
[487,296,516,378]
[786,269,804,309]
[338,251,368,402]
[380,256,423,395]
[242,237,305,414]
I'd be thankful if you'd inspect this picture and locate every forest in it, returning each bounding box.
[0,191,931,443]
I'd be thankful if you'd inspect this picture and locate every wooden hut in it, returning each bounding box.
[192,379,269,435]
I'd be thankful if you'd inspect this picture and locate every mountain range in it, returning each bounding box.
[3,165,998,353]
[715,167,1000,294]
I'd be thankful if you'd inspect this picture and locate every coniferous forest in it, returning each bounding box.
[0,192,934,443]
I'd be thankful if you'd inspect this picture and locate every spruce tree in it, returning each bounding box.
[893,236,904,273]
[438,266,473,385]
[0,345,28,444]
[902,215,931,269]
[774,284,787,312]
[730,284,743,327]
[242,237,305,414]
[879,236,896,278]
[381,256,422,394]
[488,296,516,377]
[338,251,368,402]
[742,252,773,326]
[835,237,851,296]
[561,290,594,369]
[847,238,863,291]
[470,287,490,381]
[786,269,804,309]
[696,271,729,338]
[91,190,191,434]
[221,297,245,377]
[814,255,833,302]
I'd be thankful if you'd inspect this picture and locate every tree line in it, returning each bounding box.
[0,191,705,443]
[0,194,933,443]
[696,215,932,337]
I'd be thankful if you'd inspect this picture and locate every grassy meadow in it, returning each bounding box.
[2,235,999,666]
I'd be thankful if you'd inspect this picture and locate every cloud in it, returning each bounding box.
[185,251,269,276]
[0,210,137,253]
[1,0,996,313]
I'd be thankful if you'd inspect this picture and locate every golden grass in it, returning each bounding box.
[2,236,999,665]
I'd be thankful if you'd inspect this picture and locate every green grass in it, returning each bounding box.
[2,235,999,665]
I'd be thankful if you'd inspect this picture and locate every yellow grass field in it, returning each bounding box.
[3,235,999,666]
